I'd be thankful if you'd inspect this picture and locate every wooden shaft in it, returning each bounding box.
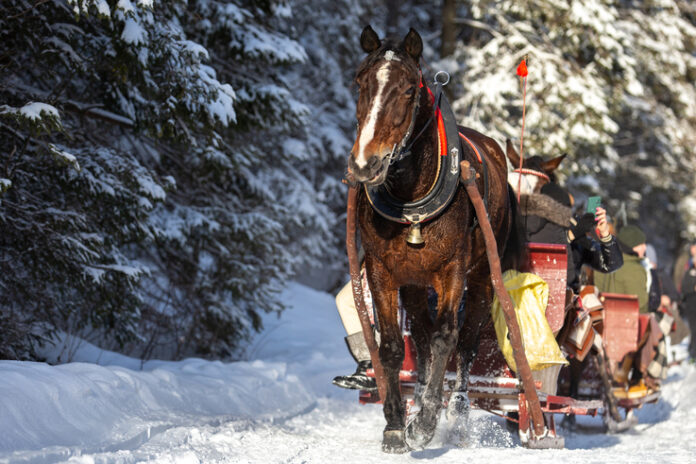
[459,160,546,437]
[346,186,388,401]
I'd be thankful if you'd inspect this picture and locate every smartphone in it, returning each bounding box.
[586,196,602,215]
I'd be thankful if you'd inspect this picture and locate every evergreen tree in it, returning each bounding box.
[446,0,696,256]
[1,0,165,359]
[0,0,338,360]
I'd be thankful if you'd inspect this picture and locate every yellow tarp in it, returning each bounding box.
[491,270,569,372]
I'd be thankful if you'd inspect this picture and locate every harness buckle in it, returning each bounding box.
[450,148,460,174]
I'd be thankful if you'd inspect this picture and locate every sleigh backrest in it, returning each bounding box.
[527,242,568,333]
[601,292,640,364]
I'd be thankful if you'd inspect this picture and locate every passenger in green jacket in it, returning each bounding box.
[595,225,650,313]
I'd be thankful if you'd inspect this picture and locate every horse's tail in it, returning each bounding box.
[501,185,528,272]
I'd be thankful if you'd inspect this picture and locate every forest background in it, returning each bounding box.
[1,0,695,361]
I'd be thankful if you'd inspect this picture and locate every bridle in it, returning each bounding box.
[385,89,421,165]
[384,71,448,166]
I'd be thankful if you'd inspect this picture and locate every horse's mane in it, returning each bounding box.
[502,185,529,272]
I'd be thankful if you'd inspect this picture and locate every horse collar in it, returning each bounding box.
[364,83,466,232]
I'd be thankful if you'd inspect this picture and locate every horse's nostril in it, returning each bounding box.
[367,156,381,172]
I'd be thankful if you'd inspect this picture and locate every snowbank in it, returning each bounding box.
[0,283,351,461]
[1,283,695,463]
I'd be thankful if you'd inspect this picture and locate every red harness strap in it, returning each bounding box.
[422,77,479,162]
[458,132,483,164]
[421,81,447,158]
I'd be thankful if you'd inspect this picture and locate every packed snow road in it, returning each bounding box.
[1,283,694,463]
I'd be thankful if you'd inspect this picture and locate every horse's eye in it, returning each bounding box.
[405,87,416,96]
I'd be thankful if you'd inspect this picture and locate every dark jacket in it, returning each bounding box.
[519,193,623,291]
[648,268,661,312]
[660,268,679,302]
[519,193,571,245]
[570,234,623,291]
[680,264,696,315]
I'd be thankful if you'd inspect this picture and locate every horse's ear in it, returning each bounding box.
[505,139,520,168]
[402,28,423,61]
[360,25,381,53]
[542,154,567,173]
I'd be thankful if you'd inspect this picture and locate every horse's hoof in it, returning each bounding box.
[382,429,409,454]
[405,418,436,450]
[446,392,470,421]
[446,392,470,445]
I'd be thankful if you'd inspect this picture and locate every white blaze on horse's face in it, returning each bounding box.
[508,171,539,195]
[355,62,391,170]
[350,47,420,185]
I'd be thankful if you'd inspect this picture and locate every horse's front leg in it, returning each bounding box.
[400,285,433,415]
[406,268,465,449]
[369,271,407,453]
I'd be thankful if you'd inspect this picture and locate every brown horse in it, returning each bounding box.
[505,139,566,195]
[348,26,524,452]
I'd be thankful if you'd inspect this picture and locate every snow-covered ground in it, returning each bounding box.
[1,282,695,463]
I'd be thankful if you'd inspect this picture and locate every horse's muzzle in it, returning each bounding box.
[348,154,389,185]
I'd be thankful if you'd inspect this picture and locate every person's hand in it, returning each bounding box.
[594,206,609,238]
[570,213,595,241]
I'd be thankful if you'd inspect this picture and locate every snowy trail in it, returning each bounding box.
[1,283,695,463]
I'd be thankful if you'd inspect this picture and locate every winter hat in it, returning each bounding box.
[617,225,646,248]
[645,244,657,266]
[540,183,571,207]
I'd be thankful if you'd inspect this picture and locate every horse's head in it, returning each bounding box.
[506,139,566,195]
[348,26,423,186]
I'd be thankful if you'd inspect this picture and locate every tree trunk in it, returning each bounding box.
[441,0,458,57]
[385,0,400,37]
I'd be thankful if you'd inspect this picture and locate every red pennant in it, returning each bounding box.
[516,59,528,77]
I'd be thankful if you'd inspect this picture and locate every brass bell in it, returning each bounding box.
[406,222,424,245]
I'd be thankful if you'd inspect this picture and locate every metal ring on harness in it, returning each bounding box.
[434,71,450,86]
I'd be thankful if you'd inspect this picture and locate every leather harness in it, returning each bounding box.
[364,77,489,228]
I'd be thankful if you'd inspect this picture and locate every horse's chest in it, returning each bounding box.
[383,246,453,276]
[358,193,472,283]
[363,223,465,279]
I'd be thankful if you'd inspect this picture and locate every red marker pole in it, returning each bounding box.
[516,58,528,203]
